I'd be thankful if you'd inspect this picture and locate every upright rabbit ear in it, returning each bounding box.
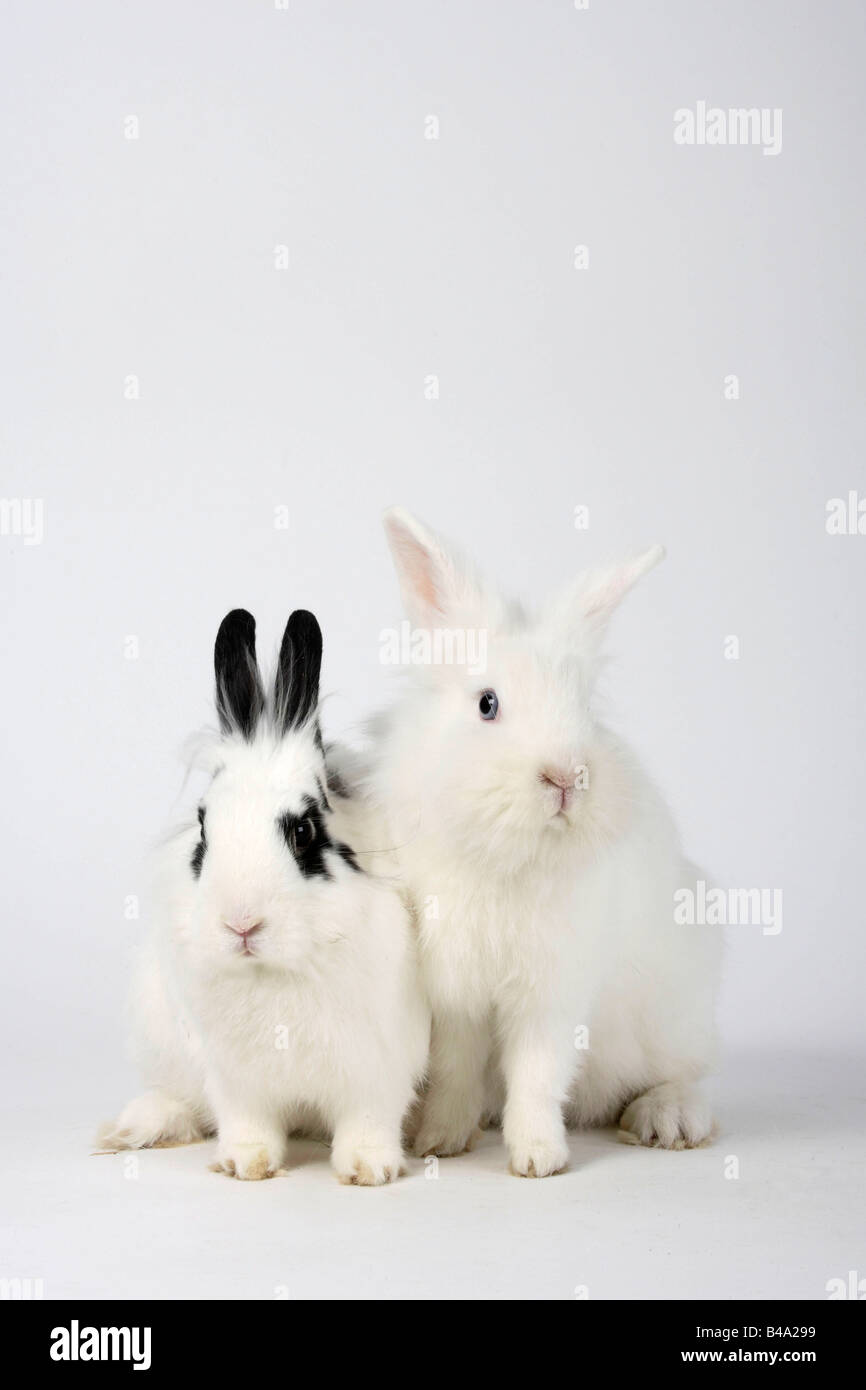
[547,545,665,653]
[383,506,488,631]
[274,609,323,733]
[575,545,666,625]
[214,609,266,739]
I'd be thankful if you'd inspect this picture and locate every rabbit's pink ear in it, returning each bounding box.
[578,545,665,623]
[550,544,665,647]
[383,506,466,628]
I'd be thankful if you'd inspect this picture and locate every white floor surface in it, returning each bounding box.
[2,1050,862,1301]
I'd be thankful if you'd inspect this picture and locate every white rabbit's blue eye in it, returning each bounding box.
[479,689,499,721]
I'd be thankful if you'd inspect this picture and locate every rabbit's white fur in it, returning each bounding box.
[101,619,429,1185]
[347,509,722,1177]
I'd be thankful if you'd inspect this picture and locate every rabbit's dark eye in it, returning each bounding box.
[278,802,331,879]
[292,816,316,852]
[479,689,499,721]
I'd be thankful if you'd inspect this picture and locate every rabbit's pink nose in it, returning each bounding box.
[540,768,577,809]
[223,918,264,938]
[541,767,576,790]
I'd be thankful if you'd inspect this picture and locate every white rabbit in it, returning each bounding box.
[100,608,430,1184]
[351,508,722,1177]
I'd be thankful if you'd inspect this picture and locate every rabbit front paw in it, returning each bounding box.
[211,1136,287,1181]
[508,1134,569,1178]
[331,1125,405,1185]
[505,1108,569,1177]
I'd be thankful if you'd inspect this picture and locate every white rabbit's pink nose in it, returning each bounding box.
[540,768,577,810]
[223,917,264,938]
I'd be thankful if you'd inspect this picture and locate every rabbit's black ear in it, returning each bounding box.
[214,609,266,738]
[274,609,322,734]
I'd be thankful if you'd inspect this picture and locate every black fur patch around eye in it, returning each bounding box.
[278,797,333,880]
[333,841,361,872]
[190,805,207,879]
[277,796,364,880]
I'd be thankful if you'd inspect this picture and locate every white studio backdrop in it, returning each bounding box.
[1,0,864,1120]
